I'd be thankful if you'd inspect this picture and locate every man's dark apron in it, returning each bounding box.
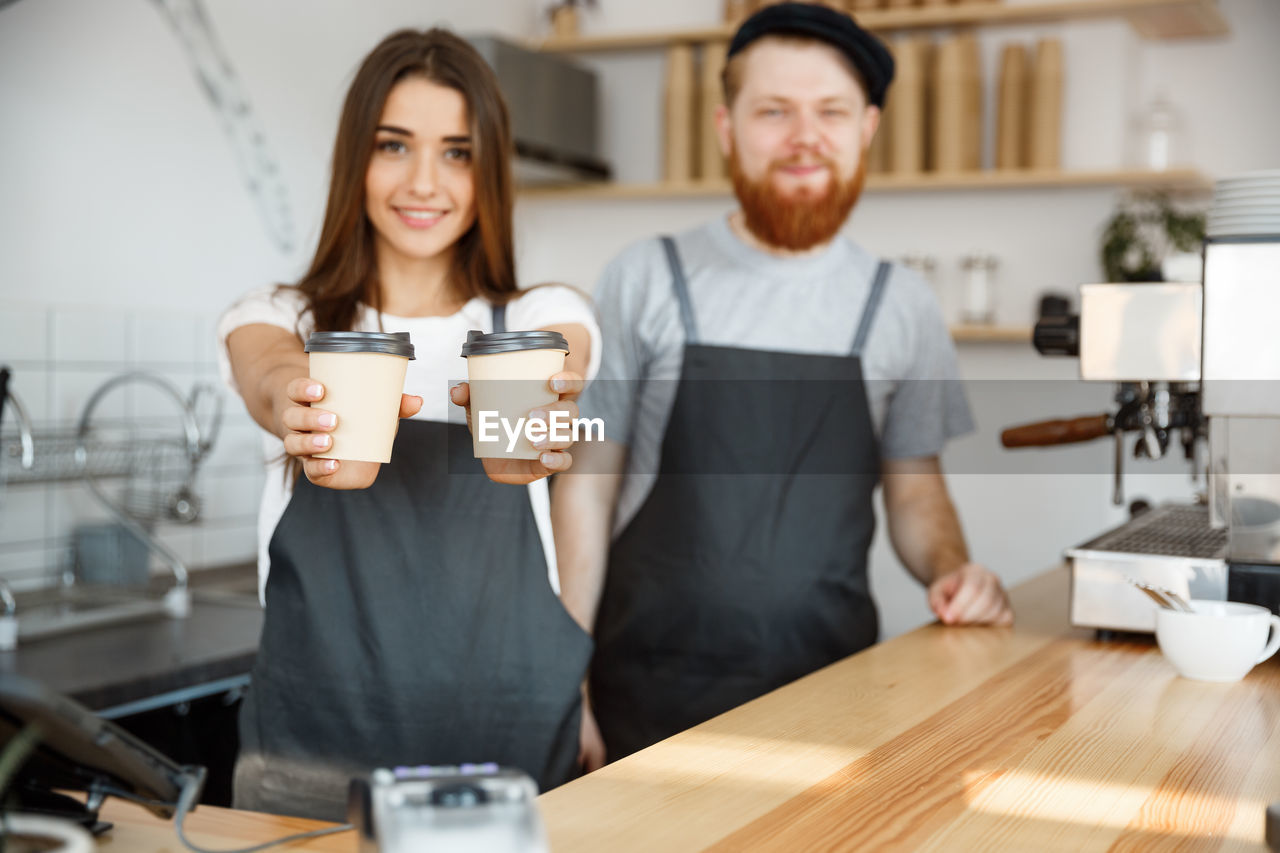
[234,305,593,821]
[590,237,890,761]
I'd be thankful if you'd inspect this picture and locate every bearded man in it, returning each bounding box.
[551,3,1013,767]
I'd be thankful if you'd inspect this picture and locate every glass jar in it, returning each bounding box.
[960,253,999,325]
[899,254,939,288]
[1132,95,1185,172]
[901,254,948,325]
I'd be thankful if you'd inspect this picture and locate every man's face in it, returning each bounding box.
[717,38,880,249]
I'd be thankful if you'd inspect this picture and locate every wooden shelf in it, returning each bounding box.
[518,168,1213,199]
[532,0,1228,52]
[950,324,1032,343]
[871,166,1212,192]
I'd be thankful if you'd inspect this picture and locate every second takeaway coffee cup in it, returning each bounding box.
[304,331,415,463]
[461,330,569,460]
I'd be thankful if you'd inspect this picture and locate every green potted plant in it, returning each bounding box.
[1100,192,1206,282]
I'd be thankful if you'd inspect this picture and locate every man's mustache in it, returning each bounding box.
[769,156,836,172]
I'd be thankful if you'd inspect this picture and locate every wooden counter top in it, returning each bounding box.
[91,567,1280,851]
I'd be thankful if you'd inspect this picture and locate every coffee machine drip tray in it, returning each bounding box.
[1074,504,1227,559]
[1066,503,1228,633]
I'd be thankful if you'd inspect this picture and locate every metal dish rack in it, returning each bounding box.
[0,372,223,649]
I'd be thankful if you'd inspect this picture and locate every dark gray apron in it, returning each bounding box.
[590,237,890,761]
[234,305,593,821]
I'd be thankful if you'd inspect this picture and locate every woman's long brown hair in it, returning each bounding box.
[293,28,518,333]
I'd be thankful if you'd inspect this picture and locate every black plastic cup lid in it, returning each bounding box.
[460,330,569,357]
[305,331,415,359]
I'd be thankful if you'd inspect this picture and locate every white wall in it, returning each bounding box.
[1,0,1277,634]
[0,0,537,313]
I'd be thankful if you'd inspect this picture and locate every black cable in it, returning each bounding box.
[172,775,353,853]
[0,723,42,853]
[0,366,11,428]
[0,724,350,852]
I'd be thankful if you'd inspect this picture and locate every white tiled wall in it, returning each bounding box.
[0,302,261,591]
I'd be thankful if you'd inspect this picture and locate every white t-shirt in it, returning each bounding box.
[216,284,602,603]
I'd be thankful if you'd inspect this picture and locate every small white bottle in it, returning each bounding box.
[1133,94,1185,171]
[960,253,999,326]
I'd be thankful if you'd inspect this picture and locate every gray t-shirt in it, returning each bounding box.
[582,215,974,537]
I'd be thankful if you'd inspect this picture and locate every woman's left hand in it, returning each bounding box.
[450,371,584,484]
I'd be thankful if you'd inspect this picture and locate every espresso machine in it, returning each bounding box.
[1003,170,1280,633]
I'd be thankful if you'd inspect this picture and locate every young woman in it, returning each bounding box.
[217,29,600,820]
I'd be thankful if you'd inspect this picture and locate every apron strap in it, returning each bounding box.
[491,301,507,334]
[850,260,892,357]
[660,236,700,345]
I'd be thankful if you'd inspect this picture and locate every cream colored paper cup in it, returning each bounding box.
[305,331,415,464]
[461,329,569,460]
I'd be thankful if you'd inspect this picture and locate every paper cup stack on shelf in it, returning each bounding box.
[995,44,1028,169]
[1206,170,1280,239]
[995,37,1063,171]
[1027,38,1063,169]
[869,28,1063,178]
[663,43,696,183]
[932,33,982,173]
[700,40,730,180]
[664,37,731,184]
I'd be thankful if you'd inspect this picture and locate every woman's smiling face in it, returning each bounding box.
[364,76,477,266]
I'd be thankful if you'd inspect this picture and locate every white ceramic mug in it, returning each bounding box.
[1155,599,1280,682]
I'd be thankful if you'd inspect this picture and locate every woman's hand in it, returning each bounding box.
[450,372,583,485]
[280,378,423,489]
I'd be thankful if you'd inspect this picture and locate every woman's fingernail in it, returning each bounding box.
[552,378,568,392]
[541,452,557,467]
[323,459,337,472]
[318,413,336,428]
[530,409,548,423]
[312,434,330,449]
[307,384,323,398]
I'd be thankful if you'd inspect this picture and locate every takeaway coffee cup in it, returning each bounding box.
[460,329,569,460]
[304,331,415,463]
[1155,599,1280,682]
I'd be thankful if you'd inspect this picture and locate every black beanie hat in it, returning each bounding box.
[727,2,896,107]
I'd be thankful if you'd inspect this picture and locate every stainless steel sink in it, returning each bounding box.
[11,586,172,644]
[4,581,259,649]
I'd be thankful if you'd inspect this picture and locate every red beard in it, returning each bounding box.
[729,148,867,252]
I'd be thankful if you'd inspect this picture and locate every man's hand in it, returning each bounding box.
[450,372,583,485]
[928,563,1014,626]
[577,688,606,773]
